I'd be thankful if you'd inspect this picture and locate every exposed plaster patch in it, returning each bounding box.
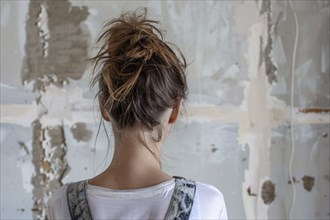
[241,22,273,219]
[31,120,70,219]
[240,1,280,218]
[70,122,93,142]
[22,0,90,89]
[301,175,315,192]
[31,120,44,218]
[22,0,90,218]
[261,180,275,204]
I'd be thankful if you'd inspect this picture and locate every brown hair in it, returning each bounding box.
[90,8,187,141]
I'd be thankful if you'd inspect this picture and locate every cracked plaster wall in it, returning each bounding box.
[1,0,329,219]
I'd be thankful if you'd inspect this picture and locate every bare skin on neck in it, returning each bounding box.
[89,99,182,190]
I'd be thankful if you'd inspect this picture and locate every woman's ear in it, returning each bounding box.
[168,98,183,124]
[99,95,111,122]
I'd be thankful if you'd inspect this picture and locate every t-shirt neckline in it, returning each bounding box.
[86,178,176,199]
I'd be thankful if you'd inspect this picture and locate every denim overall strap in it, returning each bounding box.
[164,176,196,220]
[66,180,93,220]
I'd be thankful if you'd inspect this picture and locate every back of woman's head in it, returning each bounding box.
[91,8,187,134]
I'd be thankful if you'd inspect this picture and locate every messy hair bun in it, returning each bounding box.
[91,8,187,134]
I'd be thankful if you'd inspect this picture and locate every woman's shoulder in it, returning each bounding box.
[49,183,69,203]
[193,181,228,219]
[46,184,70,219]
[180,177,223,200]
[194,181,225,202]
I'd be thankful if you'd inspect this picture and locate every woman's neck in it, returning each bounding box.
[89,127,173,190]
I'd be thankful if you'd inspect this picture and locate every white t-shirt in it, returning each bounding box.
[47,178,227,219]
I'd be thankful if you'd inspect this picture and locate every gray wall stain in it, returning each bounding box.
[261,180,275,204]
[301,175,315,192]
[18,141,30,155]
[70,122,93,143]
[22,0,89,89]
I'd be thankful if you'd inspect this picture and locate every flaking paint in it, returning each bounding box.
[20,0,90,218]
[22,0,89,89]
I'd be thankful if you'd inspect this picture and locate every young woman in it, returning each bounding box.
[47,9,227,220]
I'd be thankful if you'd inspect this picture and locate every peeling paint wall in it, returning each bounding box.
[14,0,90,217]
[31,121,69,218]
[23,0,89,88]
[1,1,329,219]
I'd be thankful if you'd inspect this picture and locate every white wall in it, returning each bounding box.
[1,0,329,219]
